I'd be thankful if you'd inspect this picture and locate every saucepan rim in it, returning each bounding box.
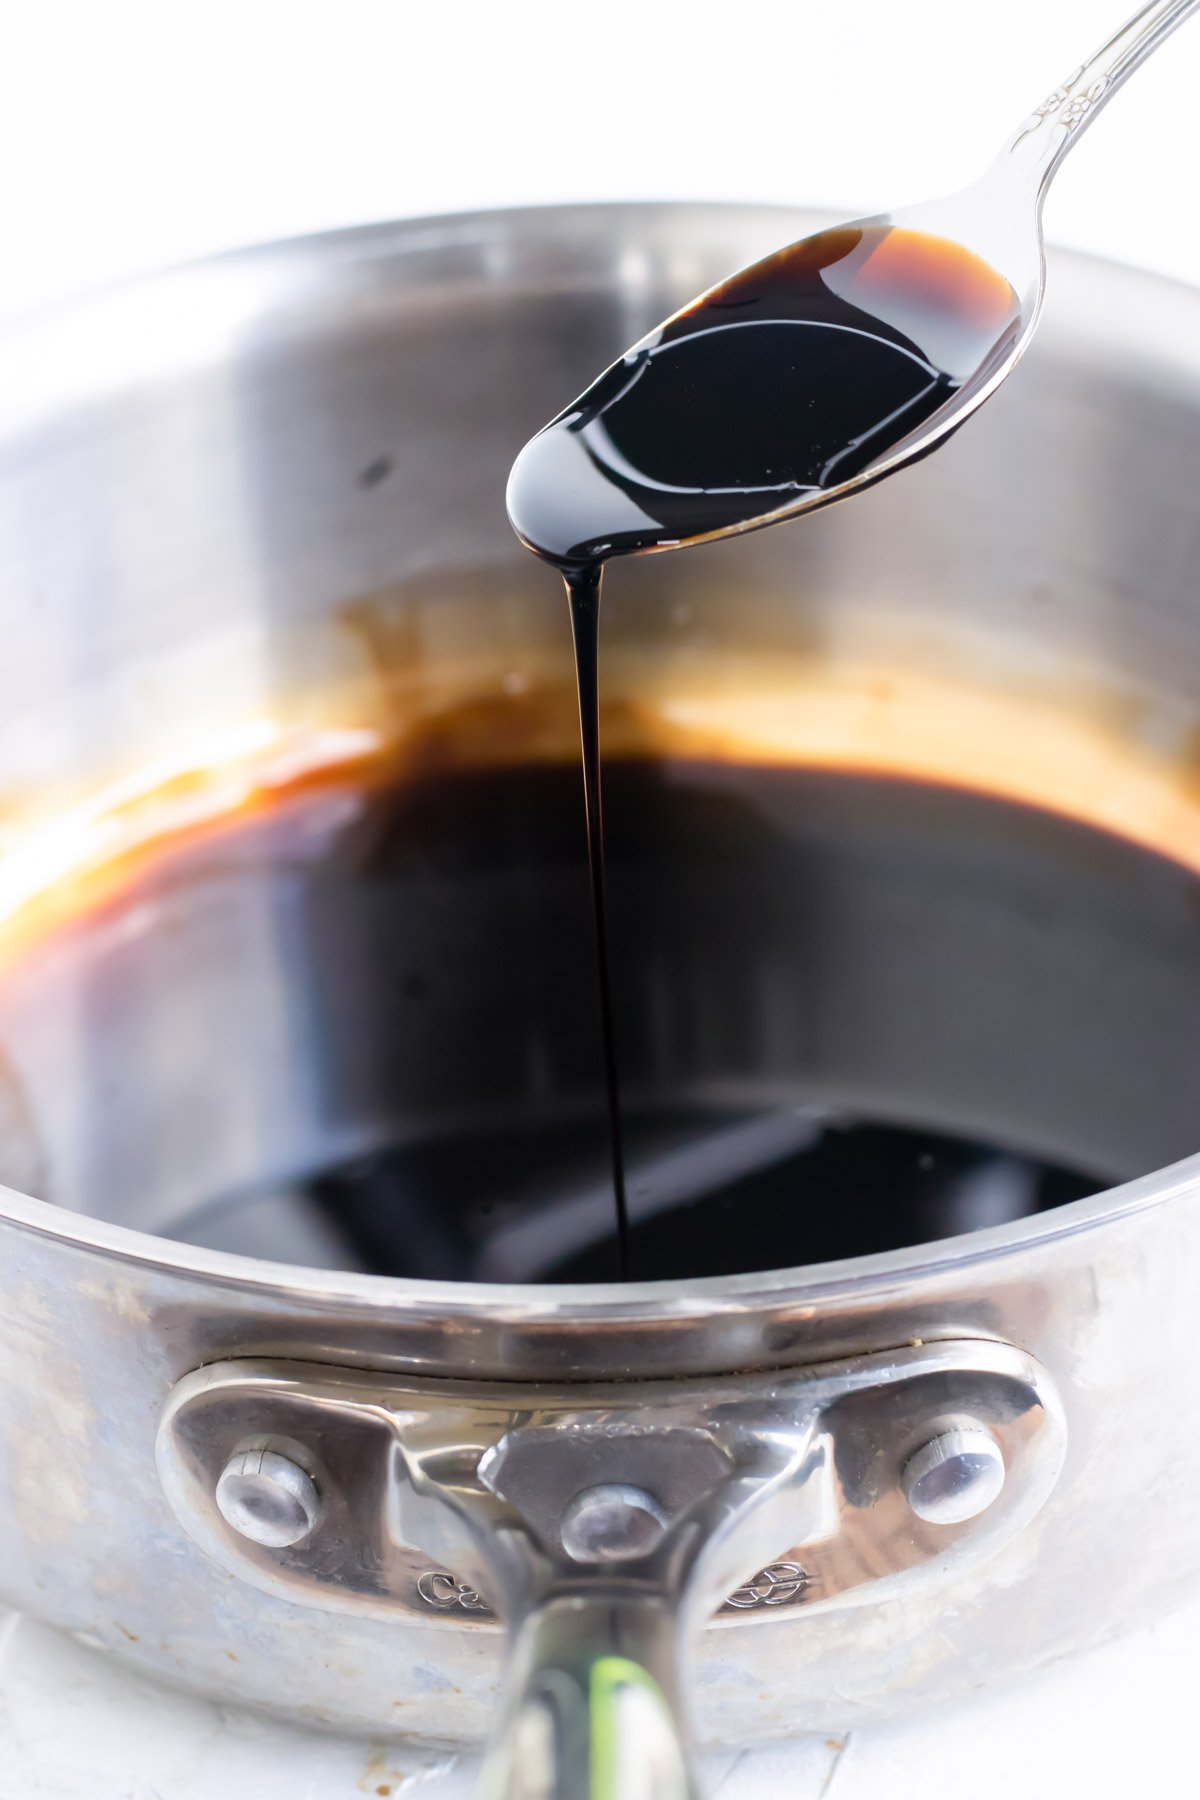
[2,1155,1195,1316]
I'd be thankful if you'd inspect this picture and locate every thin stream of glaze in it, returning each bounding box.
[564,563,631,1280]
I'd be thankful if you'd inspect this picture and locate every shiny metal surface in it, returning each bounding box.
[155,1346,1063,1630]
[156,1346,1063,1792]
[557,1485,669,1564]
[903,1428,1006,1526]
[0,203,1199,1742]
[215,1448,322,1548]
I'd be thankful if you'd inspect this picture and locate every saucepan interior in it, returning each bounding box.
[2,205,1200,1288]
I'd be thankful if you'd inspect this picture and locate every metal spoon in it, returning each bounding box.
[508,0,1200,567]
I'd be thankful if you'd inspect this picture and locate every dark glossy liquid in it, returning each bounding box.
[517,225,1021,1275]
[9,760,1198,1283]
[566,564,631,1275]
[508,225,1021,562]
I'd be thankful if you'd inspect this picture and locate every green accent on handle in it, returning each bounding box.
[589,1655,673,1800]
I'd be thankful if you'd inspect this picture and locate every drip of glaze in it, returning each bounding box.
[564,563,631,1279]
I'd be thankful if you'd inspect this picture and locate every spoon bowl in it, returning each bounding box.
[508,0,1200,568]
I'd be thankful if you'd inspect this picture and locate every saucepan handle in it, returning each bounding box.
[479,1588,698,1800]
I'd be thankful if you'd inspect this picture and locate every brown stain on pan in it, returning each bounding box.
[5,658,1200,965]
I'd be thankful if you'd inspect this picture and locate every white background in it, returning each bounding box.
[3,2,1199,1794]
[3,0,1200,322]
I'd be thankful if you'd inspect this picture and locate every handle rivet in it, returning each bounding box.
[559,1483,668,1564]
[215,1448,321,1547]
[903,1426,1006,1525]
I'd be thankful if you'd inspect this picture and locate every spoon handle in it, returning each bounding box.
[1001,0,1200,195]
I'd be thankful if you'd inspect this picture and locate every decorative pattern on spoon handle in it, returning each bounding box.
[1004,0,1200,184]
[1017,66,1110,138]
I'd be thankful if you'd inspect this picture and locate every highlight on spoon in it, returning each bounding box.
[506,224,1021,566]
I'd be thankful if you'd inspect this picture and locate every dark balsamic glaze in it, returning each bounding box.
[21,760,1137,1284]
[511,224,1020,1276]
[507,225,1020,563]
[565,563,631,1276]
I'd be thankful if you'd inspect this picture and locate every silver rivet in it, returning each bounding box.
[215,1448,321,1547]
[903,1426,1006,1525]
[559,1483,669,1564]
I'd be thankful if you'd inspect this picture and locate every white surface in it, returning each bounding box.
[3,0,1200,322]
[2,2,1195,1793]
[3,1596,1199,1799]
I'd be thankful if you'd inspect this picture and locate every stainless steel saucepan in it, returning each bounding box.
[1,204,1199,1796]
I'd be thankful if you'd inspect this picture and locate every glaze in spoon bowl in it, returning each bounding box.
[508,0,1200,568]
